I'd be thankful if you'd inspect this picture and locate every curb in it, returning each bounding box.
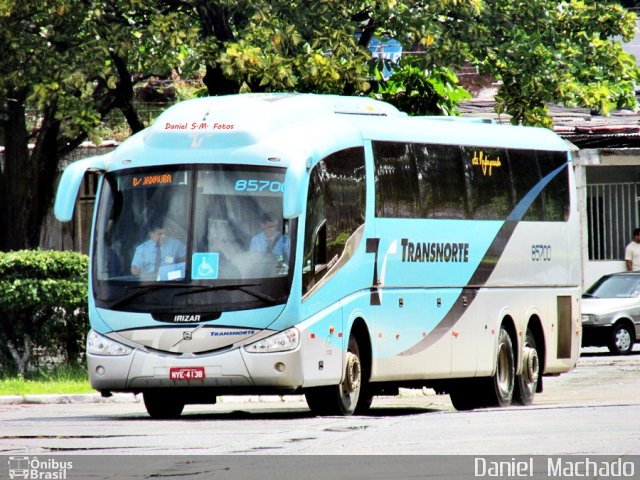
[0,393,304,405]
[0,388,434,405]
[0,388,435,405]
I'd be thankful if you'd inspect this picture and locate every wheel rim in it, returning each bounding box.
[496,342,514,397]
[522,345,539,387]
[615,327,632,352]
[344,351,361,395]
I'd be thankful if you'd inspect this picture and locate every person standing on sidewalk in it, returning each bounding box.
[625,228,640,271]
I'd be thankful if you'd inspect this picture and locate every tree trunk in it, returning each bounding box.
[194,1,241,95]
[0,90,39,250]
[111,54,145,134]
[7,336,32,377]
[31,103,63,249]
[0,90,68,251]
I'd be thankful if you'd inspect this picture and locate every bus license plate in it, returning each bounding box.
[169,367,205,381]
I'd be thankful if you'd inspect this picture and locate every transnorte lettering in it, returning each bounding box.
[401,238,469,263]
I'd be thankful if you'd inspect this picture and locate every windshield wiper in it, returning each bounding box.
[105,283,204,309]
[105,284,167,309]
[104,282,281,309]
[173,283,280,305]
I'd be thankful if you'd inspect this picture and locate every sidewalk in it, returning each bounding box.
[0,392,140,405]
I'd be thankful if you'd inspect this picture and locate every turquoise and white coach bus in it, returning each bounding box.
[54,93,582,418]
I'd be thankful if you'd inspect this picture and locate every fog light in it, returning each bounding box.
[274,362,286,373]
[96,366,105,376]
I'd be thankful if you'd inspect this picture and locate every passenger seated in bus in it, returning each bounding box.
[130,223,186,277]
[249,213,290,263]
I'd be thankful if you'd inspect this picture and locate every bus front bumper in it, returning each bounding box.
[87,345,305,392]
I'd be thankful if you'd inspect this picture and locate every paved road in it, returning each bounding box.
[0,347,638,458]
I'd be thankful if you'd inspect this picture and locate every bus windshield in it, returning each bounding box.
[92,165,294,312]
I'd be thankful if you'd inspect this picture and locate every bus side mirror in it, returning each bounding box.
[54,155,108,222]
[283,157,310,219]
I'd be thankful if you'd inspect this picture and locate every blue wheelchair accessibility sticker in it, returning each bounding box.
[192,253,219,280]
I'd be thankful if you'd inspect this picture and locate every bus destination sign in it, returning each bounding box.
[132,173,174,188]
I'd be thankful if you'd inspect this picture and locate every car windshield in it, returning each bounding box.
[92,165,294,313]
[584,275,640,299]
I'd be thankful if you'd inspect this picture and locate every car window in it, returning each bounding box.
[586,275,640,298]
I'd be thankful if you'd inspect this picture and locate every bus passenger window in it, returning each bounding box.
[303,147,366,295]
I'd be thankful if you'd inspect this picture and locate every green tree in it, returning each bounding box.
[1,0,638,252]
[0,0,198,251]
[191,0,372,94]
[372,59,471,116]
[464,1,639,127]
[190,0,638,124]
[354,0,638,125]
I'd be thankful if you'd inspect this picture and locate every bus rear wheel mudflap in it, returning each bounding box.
[305,334,371,416]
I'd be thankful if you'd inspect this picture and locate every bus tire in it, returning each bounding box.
[305,335,366,416]
[354,386,373,415]
[513,329,540,405]
[143,391,185,419]
[449,380,484,411]
[483,327,515,407]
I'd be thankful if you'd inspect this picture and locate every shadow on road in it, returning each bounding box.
[580,349,640,358]
[121,405,443,421]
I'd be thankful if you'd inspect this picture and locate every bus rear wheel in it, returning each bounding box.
[143,391,185,419]
[305,335,369,416]
[448,380,484,411]
[483,327,515,407]
[448,328,515,410]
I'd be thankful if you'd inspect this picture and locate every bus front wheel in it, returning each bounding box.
[305,335,369,416]
[143,391,185,419]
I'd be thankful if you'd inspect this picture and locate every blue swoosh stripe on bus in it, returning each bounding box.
[399,163,567,356]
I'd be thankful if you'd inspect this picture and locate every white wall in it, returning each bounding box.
[584,260,626,289]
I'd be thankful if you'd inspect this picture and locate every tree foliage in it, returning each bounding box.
[0,0,199,250]
[372,59,471,116]
[0,0,638,251]
[191,0,372,94]
[464,1,640,127]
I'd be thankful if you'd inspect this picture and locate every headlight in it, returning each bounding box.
[244,327,300,353]
[87,330,133,356]
[581,314,595,324]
